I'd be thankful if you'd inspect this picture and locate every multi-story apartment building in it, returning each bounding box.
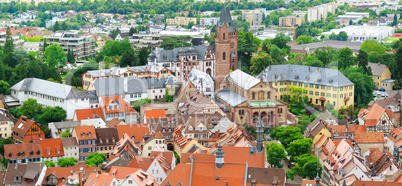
[72,126,97,161]
[279,16,305,27]
[166,17,197,26]
[200,17,219,27]
[259,65,354,110]
[40,30,95,59]
[243,11,263,26]
[95,128,118,160]
[307,2,337,22]
[0,114,12,138]
[0,32,24,48]
[10,78,98,119]
[82,65,171,91]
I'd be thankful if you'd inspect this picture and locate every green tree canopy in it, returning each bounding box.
[287,138,313,162]
[341,67,374,106]
[58,157,78,167]
[0,80,10,95]
[266,142,286,168]
[160,36,192,50]
[60,129,72,138]
[44,44,66,68]
[337,47,355,69]
[45,161,56,167]
[85,152,106,167]
[270,126,303,148]
[360,39,385,54]
[296,35,313,45]
[250,52,275,75]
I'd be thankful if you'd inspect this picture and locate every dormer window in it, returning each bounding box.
[112,139,115,143]
[88,132,91,137]
[100,140,102,144]
[57,150,60,154]
[106,139,109,143]
[82,133,85,137]
[47,151,50,155]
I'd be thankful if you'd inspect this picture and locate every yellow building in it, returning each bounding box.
[242,12,263,26]
[166,17,197,26]
[81,65,171,91]
[259,65,355,110]
[0,115,12,138]
[279,16,305,27]
[368,62,394,91]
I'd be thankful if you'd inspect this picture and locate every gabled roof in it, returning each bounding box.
[74,108,104,123]
[61,137,78,147]
[52,121,80,129]
[4,163,46,185]
[40,138,65,158]
[12,116,43,135]
[227,69,260,90]
[368,62,388,76]
[354,132,385,144]
[4,141,42,159]
[116,124,150,143]
[94,76,147,97]
[246,167,286,186]
[10,78,90,99]
[102,96,137,114]
[144,109,166,120]
[215,88,247,107]
[105,118,125,128]
[109,166,140,180]
[363,103,386,126]
[161,164,191,186]
[95,128,118,145]
[74,126,97,141]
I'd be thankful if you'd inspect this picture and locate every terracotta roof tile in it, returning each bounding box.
[40,138,65,158]
[116,124,150,143]
[161,164,191,185]
[12,116,43,135]
[105,118,124,128]
[74,126,97,141]
[109,166,140,180]
[102,96,137,114]
[74,108,104,123]
[4,141,42,159]
[386,109,395,118]
[365,104,385,126]
[348,125,366,133]
[354,132,385,144]
[144,109,166,121]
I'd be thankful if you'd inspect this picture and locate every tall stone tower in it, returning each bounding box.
[214,5,238,91]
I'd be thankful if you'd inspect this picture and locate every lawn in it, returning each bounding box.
[383,36,401,42]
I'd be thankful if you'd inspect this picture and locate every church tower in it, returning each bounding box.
[214,5,238,91]
[256,110,264,153]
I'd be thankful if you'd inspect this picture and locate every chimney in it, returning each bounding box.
[79,172,82,186]
[124,78,128,93]
[215,131,219,138]
[317,67,320,72]
[309,66,311,71]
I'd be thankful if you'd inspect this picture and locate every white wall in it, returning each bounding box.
[147,160,167,184]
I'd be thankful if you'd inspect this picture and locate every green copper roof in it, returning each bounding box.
[249,101,276,107]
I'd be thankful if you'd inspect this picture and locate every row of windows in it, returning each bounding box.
[79,140,96,145]
[79,147,95,153]
[24,91,65,103]
[271,82,353,91]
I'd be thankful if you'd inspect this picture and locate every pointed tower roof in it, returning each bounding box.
[218,5,236,32]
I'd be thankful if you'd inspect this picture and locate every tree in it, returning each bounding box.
[271,36,289,50]
[100,40,132,57]
[238,31,258,68]
[20,98,42,119]
[109,28,121,40]
[138,47,150,66]
[0,80,10,95]
[160,36,192,50]
[329,32,337,40]
[393,14,398,26]
[60,129,72,138]
[165,88,174,102]
[44,44,66,68]
[361,39,385,54]
[85,152,106,167]
[38,106,67,125]
[187,21,195,29]
[45,161,55,167]
[250,52,275,75]
[287,154,322,180]
[62,21,68,30]
[13,49,28,64]
[0,137,13,156]
[270,126,303,148]
[43,40,47,54]
[188,11,194,17]
[287,138,313,162]
[120,49,137,67]
[67,48,75,64]
[341,67,374,106]
[58,157,78,167]
[296,35,313,45]
[266,143,286,168]
[337,47,355,69]
[129,27,137,36]
[337,31,348,41]
[4,27,14,55]
[396,45,402,79]
[349,19,353,25]
[52,21,61,32]
[313,47,337,66]
[357,49,371,75]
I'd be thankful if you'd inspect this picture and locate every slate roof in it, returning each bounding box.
[0,114,10,122]
[94,76,147,97]
[61,137,78,147]
[368,62,388,77]
[142,78,166,89]
[246,167,286,186]
[10,78,91,99]
[218,5,236,32]
[52,121,80,129]
[259,65,354,87]
[227,69,260,90]
[148,45,214,63]
[95,128,119,146]
[291,40,362,53]
[215,88,247,107]
[87,65,168,78]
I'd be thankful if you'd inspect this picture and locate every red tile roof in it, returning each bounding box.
[102,96,137,114]
[12,116,44,135]
[354,132,385,144]
[74,108,104,123]
[4,141,42,159]
[109,166,140,180]
[365,104,385,127]
[348,125,366,133]
[116,124,150,143]
[386,109,395,118]
[74,126,97,141]
[40,138,65,158]
[144,109,166,121]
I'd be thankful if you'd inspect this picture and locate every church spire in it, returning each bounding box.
[256,105,264,153]
[215,144,225,169]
